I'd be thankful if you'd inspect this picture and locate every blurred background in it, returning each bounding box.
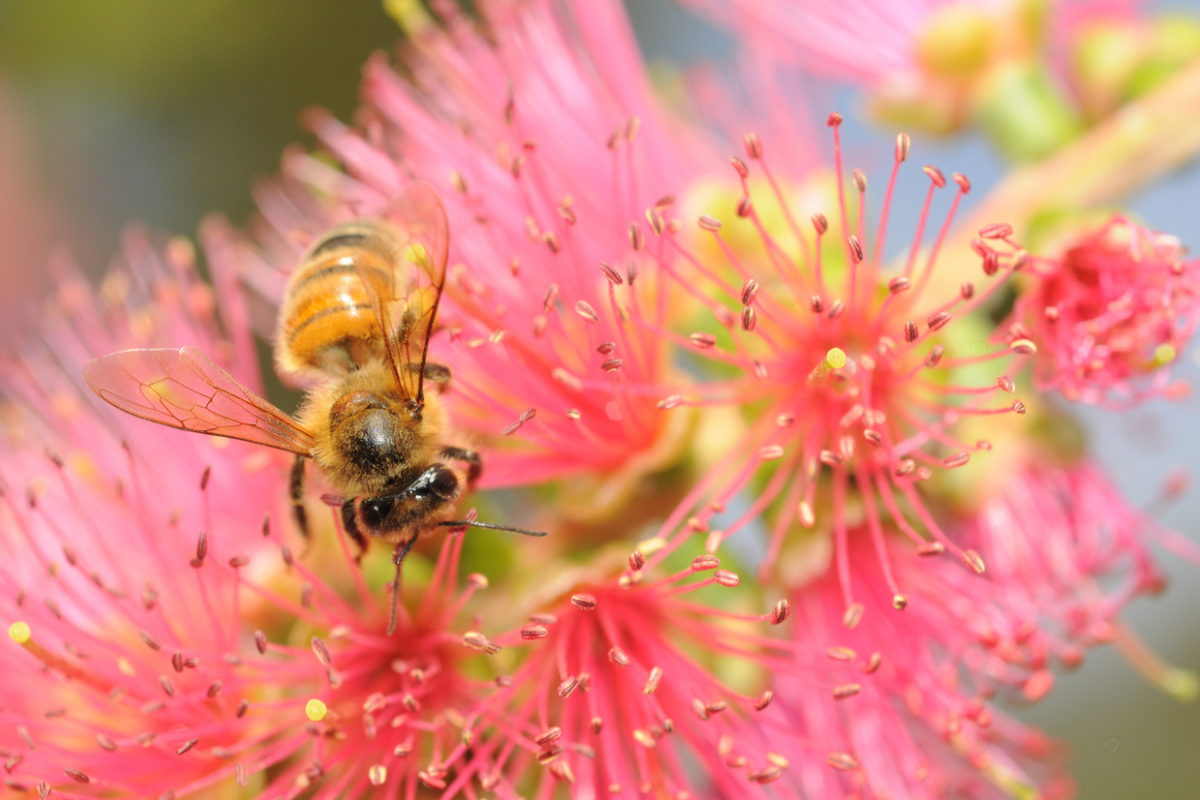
[0,0,1196,796]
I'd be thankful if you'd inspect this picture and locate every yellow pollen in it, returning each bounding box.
[306,698,328,721]
[8,621,31,644]
[1153,343,1177,367]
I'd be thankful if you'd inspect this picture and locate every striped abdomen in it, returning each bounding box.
[276,220,401,380]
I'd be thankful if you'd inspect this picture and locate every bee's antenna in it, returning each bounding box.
[438,519,547,537]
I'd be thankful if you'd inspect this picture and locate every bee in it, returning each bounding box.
[83,182,542,633]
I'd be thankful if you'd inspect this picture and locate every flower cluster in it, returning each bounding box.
[2,0,1199,798]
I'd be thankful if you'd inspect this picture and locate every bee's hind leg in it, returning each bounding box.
[440,446,482,487]
[290,454,310,553]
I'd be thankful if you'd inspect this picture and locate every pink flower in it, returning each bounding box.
[473,548,791,797]
[1003,215,1200,404]
[247,0,712,518]
[764,531,1076,800]
[658,117,1032,602]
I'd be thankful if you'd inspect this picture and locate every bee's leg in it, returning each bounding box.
[387,535,418,636]
[440,446,482,487]
[407,361,452,393]
[290,455,309,550]
[339,501,370,563]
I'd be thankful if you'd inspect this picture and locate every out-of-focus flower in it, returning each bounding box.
[0,82,61,335]
[677,0,1170,161]
[1002,215,1200,404]
[1067,7,1200,119]
[248,0,714,522]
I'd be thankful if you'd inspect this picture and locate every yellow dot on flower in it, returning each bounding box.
[8,622,31,644]
[1153,343,1177,367]
[305,698,328,721]
[826,348,847,369]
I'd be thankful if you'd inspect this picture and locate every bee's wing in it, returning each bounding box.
[356,181,449,408]
[82,346,316,455]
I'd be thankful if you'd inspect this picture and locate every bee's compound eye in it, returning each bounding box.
[430,467,458,497]
[360,496,394,531]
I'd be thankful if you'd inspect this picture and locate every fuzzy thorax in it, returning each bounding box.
[299,359,448,497]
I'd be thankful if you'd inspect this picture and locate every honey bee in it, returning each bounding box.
[83,182,542,633]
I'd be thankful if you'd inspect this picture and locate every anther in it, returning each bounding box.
[925,345,945,368]
[943,452,970,468]
[953,173,971,192]
[575,300,599,323]
[847,236,864,263]
[698,215,722,232]
[759,445,784,460]
[599,262,622,285]
[1010,339,1037,354]
[744,132,763,159]
[895,132,911,162]
[311,637,331,666]
[904,321,919,342]
[644,667,663,694]
[770,599,790,625]
[571,594,597,610]
[176,739,198,755]
[842,603,864,629]
[737,196,753,217]
[689,332,717,349]
[628,223,644,251]
[888,276,911,294]
[961,282,975,300]
[927,311,951,331]
[852,169,867,192]
[811,213,828,235]
[827,112,843,127]
[833,684,862,699]
[191,532,207,568]
[742,307,757,331]
[730,157,749,179]
[741,278,759,306]
[924,165,946,187]
[713,570,740,587]
[520,625,548,640]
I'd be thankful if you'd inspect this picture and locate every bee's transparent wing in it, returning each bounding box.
[354,181,449,408]
[83,346,316,455]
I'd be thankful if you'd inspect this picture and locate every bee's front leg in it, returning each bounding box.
[339,501,370,562]
[440,446,482,487]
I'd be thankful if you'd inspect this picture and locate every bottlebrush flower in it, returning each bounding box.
[474,543,792,798]
[1001,215,1200,404]
[248,0,714,519]
[765,530,1075,800]
[657,117,1033,606]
